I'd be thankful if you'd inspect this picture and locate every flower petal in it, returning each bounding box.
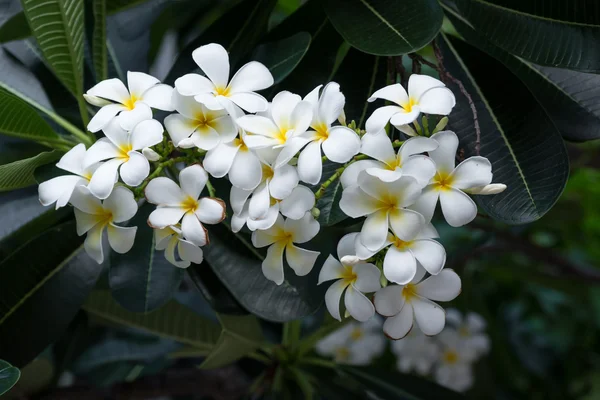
[148,207,186,229]
[279,185,315,220]
[290,100,313,135]
[270,164,299,200]
[70,186,102,214]
[297,140,323,185]
[228,61,273,93]
[398,136,439,160]
[318,255,344,284]
[360,209,389,251]
[236,115,280,138]
[345,286,375,322]
[192,43,230,88]
[145,177,186,205]
[165,114,196,146]
[274,136,311,168]
[365,105,403,135]
[389,107,421,126]
[247,203,280,231]
[286,243,320,276]
[353,263,381,293]
[179,164,208,199]
[429,130,458,174]
[164,236,188,268]
[388,208,425,241]
[248,181,270,219]
[340,159,382,189]
[337,232,359,259]
[411,239,446,276]
[368,83,409,105]
[401,156,437,187]
[284,212,319,243]
[178,238,204,265]
[74,208,102,235]
[316,82,345,126]
[365,167,403,183]
[181,213,208,246]
[262,241,286,285]
[118,102,153,131]
[196,198,226,224]
[103,186,137,222]
[127,71,159,97]
[175,73,215,96]
[325,279,347,321]
[439,188,477,227]
[84,138,120,167]
[409,185,440,222]
[383,303,414,339]
[418,87,456,115]
[271,91,301,130]
[39,175,84,209]
[415,268,461,301]
[384,246,417,285]
[141,84,174,111]
[408,74,445,101]
[87,158,124,199]
[228,92,269,113]
[450,156,493,190]
[374,284,405,317]
[84,224,105,264]
[130,119,164,150]
[56,143,87,175]
[120,151,149,186]
[411,296,446,336]
[322,126,360,163]
[107,224,137,253]
[230,186,252,215]
[88,78,130,103]
[203,142,240,178]
[229,149,263,190]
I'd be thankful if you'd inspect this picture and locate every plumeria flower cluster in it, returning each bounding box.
[392,309,490,392]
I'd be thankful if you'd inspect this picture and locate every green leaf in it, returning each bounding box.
[0,360,20,396]
[454,0,600,72]
[106,0,163,13]
[254,32,312,84]
[0,87,60,143]
[447,10,600,142]
[165,0,277,84]
[83,290,221,351]
[109,204,184,313]
[438,33,569,224]
[324,0,443,55]
[0,151,60,192]
[92,0,108,82]
[200,313,264,369]
[315,161,346,227]
[340,366,465,400]
[187,263,249,315]
[0,221,103,367]
[0,12,29,44]
[21,0,85,97]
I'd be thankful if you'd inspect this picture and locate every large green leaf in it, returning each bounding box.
[0,221,103,367]
[454,0,600,72]
[254,32,312,84]
[21,0,85,97]
[0,360,20,396]
[0,151,59,192]
[0,12,29,44]
[109,204,184,313]
[187,263,249,315]
[315,161,346,227]
[0,87,60,143]
[324,0,443,55]
[339,366,465,400]
[83,290,221,350]
[165,0,277,84]
[439,34,569,224]
[447,10,600,142]
[92,0,108,82]
[200,314,264,369]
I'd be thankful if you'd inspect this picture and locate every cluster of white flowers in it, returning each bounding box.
[37,42,505,340]
[392,309,490,392]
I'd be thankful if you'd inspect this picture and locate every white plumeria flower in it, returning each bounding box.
[374,267,462,339]
[236,91,313,157]
[164,91,237,150]
[446,309,490,357]
[85,71,174,132]
[315,319,386,365]
[175,43,274,114]
[391,330,441,375]
[38,144,100,209]
[278,83,361,184]
[434,329,478,392]
[411,130,493,227]
[154,225,204,268]
[340,134,438,188]
[251,213,320,285]
[71,186,138,264]
[231,185,315,233]
[339,171,425,251]
[145,165,226,246]
[84,119,164,199]
[365,75,455,135]
[318,233,381,322]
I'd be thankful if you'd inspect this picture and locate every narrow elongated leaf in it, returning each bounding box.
[0,360,20,396]
[92,0,108,81]
[200,314,264,369]
[315,161,346,227]
[109,204,184,313]
[340,366,465,400]
[324,0,443,55]
[448,11,600,142]
[0,12,29,44]
[254,32,311,84]
[475,0,600,25]
[0,87,59,142]
[439,34,569,224]
[454,0,600,72]
[0,221,103,367]
[0,151,59,192]
[83,291,221,350]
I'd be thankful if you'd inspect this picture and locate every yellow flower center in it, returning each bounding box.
[214,86,231,97]
[350,327,364,341]
[459,326,470,337]
[401,97,417,113]
[276,230,294,245]
[118,143,133,160]
[314,123,329,141]
[83,172,93,181]
[181,196,199,214]
[433,171,454,191]
[340,265,358,285]
[393,237,413,250]
[96,208,114,225]
[232,137,248,152]
[402,283,418,301]
[442,350,459,364]
[335,347,350,361]
[380,194,400,212]
[261,164,274,182]
[123,94,139,110]
[275,127,289,144]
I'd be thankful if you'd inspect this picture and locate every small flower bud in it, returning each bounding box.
[396,124,417,137]
[311,207,320,219]
[338,109,347,126]
[142,147,161,161]
[432,116,449,134]
[467,184,507,195]
[341,255,361,266]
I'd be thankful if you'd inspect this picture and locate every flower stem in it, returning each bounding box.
[298,357,336,369]
[134,156,187,197]
[206,179,216,197]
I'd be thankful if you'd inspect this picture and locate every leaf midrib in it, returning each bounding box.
[357,0,412,46]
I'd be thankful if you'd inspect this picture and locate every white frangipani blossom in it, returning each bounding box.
[411,130,493,227]
[84,119,164,199]
[340,134,438,188]
[391,331,441,375]
[145,164,226,246]
[38,144,99,209]
[175,43,274,114]
[340,171,425,251]
[466,183,507,195]
[236,91,313,154]
[434,330,478,392]
[154,225,204,268]
[251,213,320,285]
[446,309,490,357]
[365,75,455,135]
[374,267,461,339]
[85,71,174,132]
[71,186,138,264]
[280,82,361,184]
[318,233,381,322]
[165,91,237,150]
[315,319,386,365]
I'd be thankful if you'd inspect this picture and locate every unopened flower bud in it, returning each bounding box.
[467,183,507,195]
[340,255,361,266]
[142,147,160,161]
[311,207,320,219]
